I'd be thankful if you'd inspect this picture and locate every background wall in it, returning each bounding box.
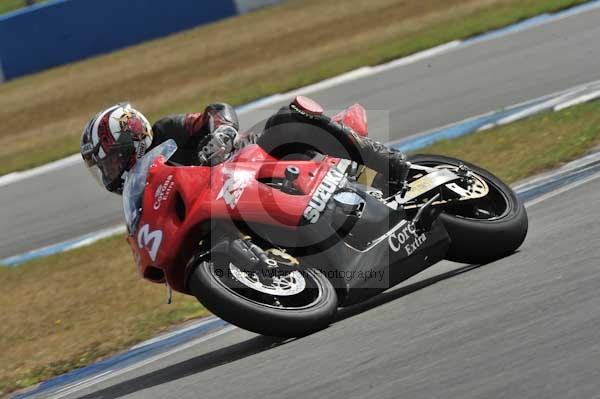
[0,0,282,82]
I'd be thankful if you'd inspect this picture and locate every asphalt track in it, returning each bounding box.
[5,5,600,399]
[51,174,600,399]
[2,6,600,259]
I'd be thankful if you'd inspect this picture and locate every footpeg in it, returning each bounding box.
[413,193,442,233]
[395,161,412,199]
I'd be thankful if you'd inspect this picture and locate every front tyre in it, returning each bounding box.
[408,154,528,264]
[188,257,338,337]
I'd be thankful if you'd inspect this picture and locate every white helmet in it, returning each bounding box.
[80,103,153,194]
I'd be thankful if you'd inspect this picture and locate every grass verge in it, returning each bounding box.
[3,100,600,396]
[0,1,47,16]
[416,101,600,183]
[0,0,588,175]
[0,235,208,396]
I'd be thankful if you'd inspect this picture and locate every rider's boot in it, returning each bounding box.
[357,136,409,180]
[288,96,411,193]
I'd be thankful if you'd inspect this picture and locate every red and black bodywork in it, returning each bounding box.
[127,144,450,306]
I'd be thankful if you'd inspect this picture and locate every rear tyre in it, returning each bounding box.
[188,256,338,337]
[408,154,528,264]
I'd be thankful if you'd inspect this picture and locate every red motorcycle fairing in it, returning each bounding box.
[127,144,343,293]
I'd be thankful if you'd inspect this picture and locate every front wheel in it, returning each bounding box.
[408,154,528,264]
[188,250,338,337]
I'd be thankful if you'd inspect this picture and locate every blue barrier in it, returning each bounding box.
[0,0,238,80]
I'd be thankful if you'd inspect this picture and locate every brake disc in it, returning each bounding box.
[436,165,489,200]
[229,263,306,296]
[400,165,489,209]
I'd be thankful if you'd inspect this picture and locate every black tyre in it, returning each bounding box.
[188,254,338,337]
[408,154,528,264]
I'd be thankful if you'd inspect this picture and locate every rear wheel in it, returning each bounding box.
[408,154,528,264]
[188,248,338,337]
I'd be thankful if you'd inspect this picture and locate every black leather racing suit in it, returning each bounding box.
[149,103,239,165]
[260,101,407,178]
[150,100,407,179]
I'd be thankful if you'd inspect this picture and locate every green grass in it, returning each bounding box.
[0,0,47,15]
[0,0,589,176]
[417,101,600,183]
[3,100,600,397]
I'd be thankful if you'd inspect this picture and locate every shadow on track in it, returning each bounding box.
[75,261,491,398]
[335,262,486,321]
[75,335,288,399]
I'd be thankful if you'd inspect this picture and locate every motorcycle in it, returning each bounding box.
[123,103,528,337]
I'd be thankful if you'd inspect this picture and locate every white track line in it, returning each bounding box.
[9,4,600,397]
[0,225,127,266]
[390,78,600,144]
[458,0,600,48]
[51,371,114,395]
[514,151,600,191]
[494,94,572,126]
[0,43,457,189]
[554,90,600,111]
[23,161,600,398]
[235,41,461,114]
[130,317,221,350]
[369,41,461,74]
[47,325,237,399]
[0,154,81,187]
[524,171,600,208]
[3,1,600,189]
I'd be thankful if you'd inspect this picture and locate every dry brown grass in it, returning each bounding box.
[3,100,600,396]
[1,0,593,394]
[0,0,585,174]
[0,235,207,396]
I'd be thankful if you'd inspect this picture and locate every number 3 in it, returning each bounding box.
[137,224,163,262]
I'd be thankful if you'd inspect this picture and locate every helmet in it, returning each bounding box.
[81,103,153,194]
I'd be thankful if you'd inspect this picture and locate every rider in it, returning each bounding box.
[80,96,409,194]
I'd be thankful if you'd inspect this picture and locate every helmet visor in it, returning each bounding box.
[84,142,135,193]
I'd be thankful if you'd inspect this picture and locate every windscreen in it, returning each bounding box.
[122,139,178,233]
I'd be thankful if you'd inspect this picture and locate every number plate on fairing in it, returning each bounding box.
[401,169,460,202]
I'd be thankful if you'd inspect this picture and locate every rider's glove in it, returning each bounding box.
[198,125,238,166]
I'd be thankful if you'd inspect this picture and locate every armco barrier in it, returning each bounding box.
[0,0,280,82]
